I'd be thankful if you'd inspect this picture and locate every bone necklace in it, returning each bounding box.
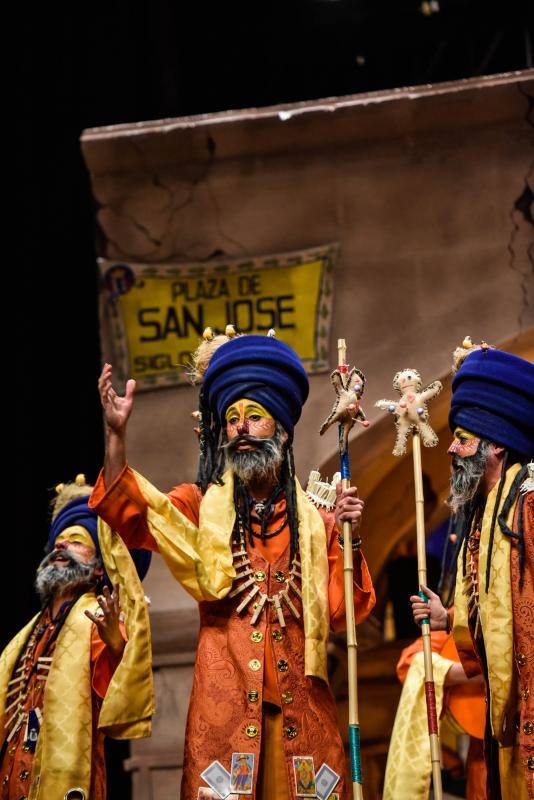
[229,515,302,628]
[4,604,70,745]
[462,527,481,641]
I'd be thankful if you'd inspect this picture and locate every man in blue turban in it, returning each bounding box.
[411,344,533,800]
[0,475,151,800]
[91,328,376,800]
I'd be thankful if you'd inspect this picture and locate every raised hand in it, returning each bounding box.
[98,363,136,435]
[409,584,449,631]
[85,584,126,658]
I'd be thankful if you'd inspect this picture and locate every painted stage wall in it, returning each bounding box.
[82,71,534,799]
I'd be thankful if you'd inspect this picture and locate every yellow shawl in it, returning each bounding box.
[97,517,155,738]
[0,594,96,799]
[383,650,455,800]
[453,462,521,741]
[132,468,331,681]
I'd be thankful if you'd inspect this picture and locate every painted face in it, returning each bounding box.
[53,525,97,565]
[447,427,481,458]
[225,398,276,447]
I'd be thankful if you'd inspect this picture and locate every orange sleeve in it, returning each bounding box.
[89,465,202,551]
[394,631,485,737]
[90,621,127,700]
[396,631,450,683]
[396,638,425,684]
[167,482,202,526]
[318,509,376,632]
[455,628,484,679]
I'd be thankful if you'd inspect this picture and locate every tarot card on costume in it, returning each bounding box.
[315,763,340,800]
[197,791,239,800]
[292,756,317,796]
[200,760,232,799]
[230,753,254,793]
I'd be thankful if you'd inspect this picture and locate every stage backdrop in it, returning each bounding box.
[98,243,337,391]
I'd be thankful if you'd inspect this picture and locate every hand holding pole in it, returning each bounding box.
[376,368,443,800]
[321,338,369,800]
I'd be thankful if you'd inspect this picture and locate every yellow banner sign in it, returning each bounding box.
[99,244,336,390]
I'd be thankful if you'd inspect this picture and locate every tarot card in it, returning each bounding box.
[230,752,254,794]
[200,760,232,799]
[327,795,340,800]
[197,791,238,800]
[315,763,340,800]
[292,756,316,796]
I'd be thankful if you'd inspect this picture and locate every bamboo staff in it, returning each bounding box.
[320,338,370,800]
[376,369,443,800]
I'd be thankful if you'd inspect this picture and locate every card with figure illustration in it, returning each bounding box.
[230,752,254,794]
[292,756,316,796]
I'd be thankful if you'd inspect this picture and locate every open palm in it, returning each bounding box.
[98,363,136,434]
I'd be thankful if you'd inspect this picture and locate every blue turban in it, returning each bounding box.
[449,348,534,458]
[202,335,309,439]
[48,495,151,582]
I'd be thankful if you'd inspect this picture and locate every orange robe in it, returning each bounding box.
[0,604,122,800]
[90,465,376,799]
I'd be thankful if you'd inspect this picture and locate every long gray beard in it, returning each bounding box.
[447,439,491,514]
[223,424,286,486]
[35,550,101,605]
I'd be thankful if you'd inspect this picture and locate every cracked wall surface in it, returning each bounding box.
[82,72,534,799]
[83,77,534,493]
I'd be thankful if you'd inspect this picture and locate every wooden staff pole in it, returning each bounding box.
[412,431,443,800]
[337,338,364,800]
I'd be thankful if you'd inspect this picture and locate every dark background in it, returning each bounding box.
[17,0,532,794]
